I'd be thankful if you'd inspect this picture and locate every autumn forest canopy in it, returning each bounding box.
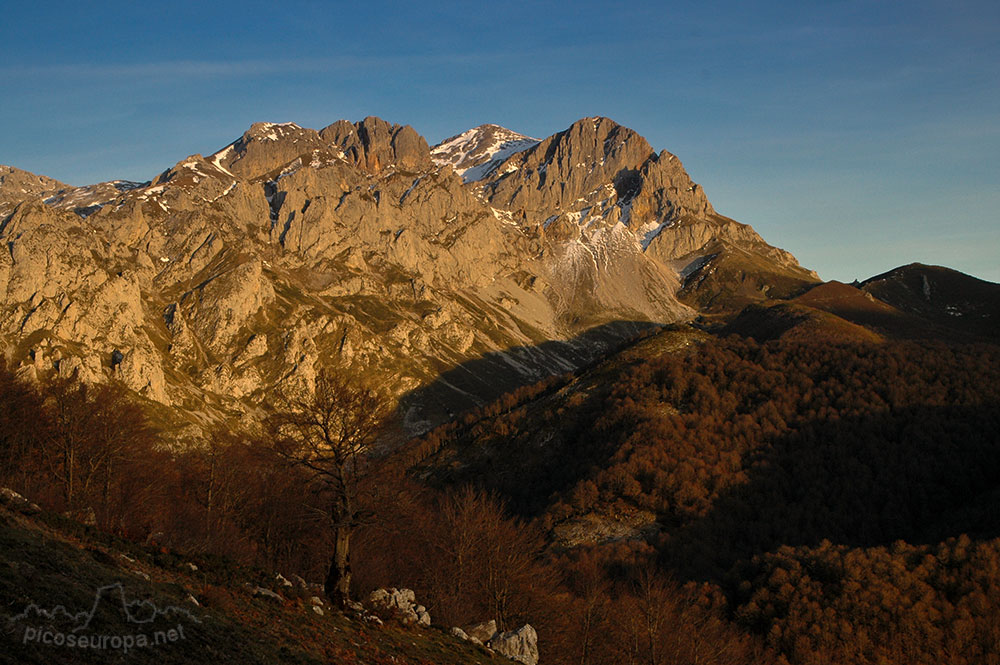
[2,331,1000,665]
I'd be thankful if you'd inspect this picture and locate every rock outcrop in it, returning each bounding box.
[490,624,539,665]
[0,488,41,515]
[368,587,431,627]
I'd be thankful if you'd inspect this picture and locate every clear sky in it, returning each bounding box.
[1,0,997,283]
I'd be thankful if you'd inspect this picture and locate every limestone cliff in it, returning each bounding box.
[0,116,817,437]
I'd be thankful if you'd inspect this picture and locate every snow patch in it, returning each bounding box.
[400,176,423,203]
[208,181,238,203]
[637,220,670,250]
[490,207,518,226]
[256,122,301,142]
[430,125,539,183]
[461,138,538,182]
[209,144,236,176]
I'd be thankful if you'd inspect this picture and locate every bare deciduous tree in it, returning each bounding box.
[269,370,389,608]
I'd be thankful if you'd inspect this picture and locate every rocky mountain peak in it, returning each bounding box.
[214,122,326,180]
[430,124,539,182]
[555,116,653,165]
[320,116,432,174]
[478,116,658,222]
[246,121,305,140]
[0,164,68,193]
[0,165,71,219]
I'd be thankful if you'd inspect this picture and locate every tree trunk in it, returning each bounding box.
[325,467,353,609]
[325,525,352,608]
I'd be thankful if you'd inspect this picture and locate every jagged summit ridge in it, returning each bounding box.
[477,116,711,226]
[0,115,817,436]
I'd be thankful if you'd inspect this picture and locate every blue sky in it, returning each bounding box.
[1,0,997,282]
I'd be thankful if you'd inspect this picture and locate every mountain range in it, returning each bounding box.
[0,116,993,438]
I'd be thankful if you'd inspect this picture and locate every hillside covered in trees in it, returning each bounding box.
[2,327,1000,664]
[406,333,1000,664]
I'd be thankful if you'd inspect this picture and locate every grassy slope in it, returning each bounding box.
[0,508,504,665]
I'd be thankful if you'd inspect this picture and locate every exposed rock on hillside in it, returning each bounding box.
[369,587,431,627]
[490,624,539,665]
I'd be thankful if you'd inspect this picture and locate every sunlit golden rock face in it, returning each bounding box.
[0,116,814,436]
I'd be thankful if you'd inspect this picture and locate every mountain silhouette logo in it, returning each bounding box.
[9,582,200,653]
[11,582,201,632]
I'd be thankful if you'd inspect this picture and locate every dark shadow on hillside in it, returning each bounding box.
[395,320,661,433]
[661,403,1000,582]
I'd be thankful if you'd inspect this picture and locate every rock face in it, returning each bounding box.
[322,117,432,174]
[464,619,498,644]
[368,587,431,626]
[490,624,539,665]
[0,116,816,437]
[0,166,69,219]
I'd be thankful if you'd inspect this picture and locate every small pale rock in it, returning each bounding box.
[253,586,283,602]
